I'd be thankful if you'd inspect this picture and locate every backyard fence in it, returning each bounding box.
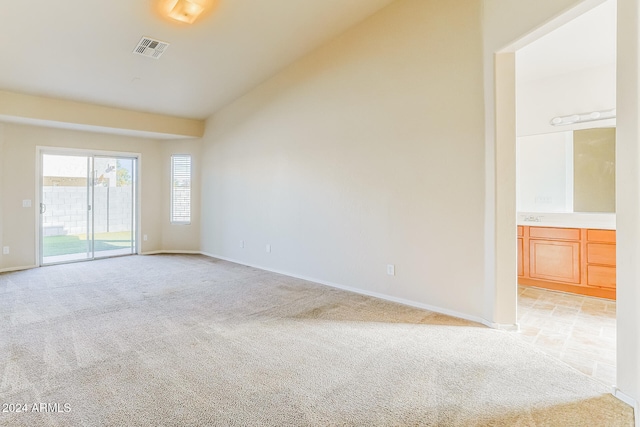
[42,186,133,236]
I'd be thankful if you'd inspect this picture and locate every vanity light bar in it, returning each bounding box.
[550,108,616,126]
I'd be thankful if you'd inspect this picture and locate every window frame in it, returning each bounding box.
[170,154,192,225]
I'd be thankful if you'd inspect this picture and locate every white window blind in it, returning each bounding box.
[171,154,191,224]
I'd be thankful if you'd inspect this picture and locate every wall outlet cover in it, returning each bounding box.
[387,264,395,276]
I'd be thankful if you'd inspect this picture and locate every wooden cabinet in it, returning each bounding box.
[518,226,615,300]
[517,226,524,277]
[585,229,616,290]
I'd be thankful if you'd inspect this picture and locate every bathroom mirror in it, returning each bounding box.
[516,127,615,213]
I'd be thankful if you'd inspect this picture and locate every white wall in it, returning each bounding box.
[516,63,616,136]
[201,0,487,320]
[516,132,573,212]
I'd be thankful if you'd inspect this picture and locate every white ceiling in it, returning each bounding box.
[517,0,616,82]
[0,0,396,120]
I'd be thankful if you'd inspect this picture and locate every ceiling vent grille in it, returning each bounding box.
[133,37,169,59]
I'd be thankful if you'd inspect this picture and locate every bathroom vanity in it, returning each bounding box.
[517,215,616,300]
[516,127,616,300]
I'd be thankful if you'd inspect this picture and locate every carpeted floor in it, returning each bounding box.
[0,254,633,426]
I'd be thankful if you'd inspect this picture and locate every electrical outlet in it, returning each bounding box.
[22,200,31,208]
[2,246,9,255]
[387,264,395,276]
[240,240,245,249]
[143,235,148,241]
[266,244,271,253]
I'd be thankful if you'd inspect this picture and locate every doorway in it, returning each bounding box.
[508,0,617,386]
[40,151,137,265]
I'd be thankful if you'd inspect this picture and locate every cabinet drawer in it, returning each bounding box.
[529,240,581,284]
[517,226,523,237]
[587,229,616,243]
[587,265,616,289]
[587,243,616,266]
[529,227,580,241]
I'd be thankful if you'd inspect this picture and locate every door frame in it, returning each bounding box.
[35,146,142,266]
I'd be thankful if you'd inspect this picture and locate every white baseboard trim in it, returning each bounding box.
[199,252,495,328]
[486,322,520,332]
[613,387,637,407]
[0,264,38,274]
[613,388,638,418]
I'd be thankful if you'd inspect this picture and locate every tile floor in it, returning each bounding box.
[514,285,616,387]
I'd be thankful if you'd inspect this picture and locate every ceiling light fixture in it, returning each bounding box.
[168,0,207,24]
[550,108,616,126]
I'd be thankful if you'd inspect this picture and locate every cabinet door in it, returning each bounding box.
[529,239,581,284]
[517,237,524,277]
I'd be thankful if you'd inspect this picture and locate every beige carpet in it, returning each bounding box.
[0,254,633,426]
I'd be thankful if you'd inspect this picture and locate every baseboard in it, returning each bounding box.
[613,387,638,420]
[0,264,38,273]
[485,322,520,332]
[199,252,494,328]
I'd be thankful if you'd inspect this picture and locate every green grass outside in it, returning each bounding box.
[43,231,133,257]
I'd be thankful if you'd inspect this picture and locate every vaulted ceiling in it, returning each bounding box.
[0,0,396,120]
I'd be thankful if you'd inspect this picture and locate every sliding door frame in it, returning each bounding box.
[35,146,142,266]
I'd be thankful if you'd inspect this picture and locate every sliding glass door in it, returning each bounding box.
[40,152,137,265]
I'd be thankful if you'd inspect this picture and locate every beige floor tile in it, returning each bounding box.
[560,353,596,376]
[579,305,617,319]
[570,328,615,347]
[601,325,616,339]
[515,285,616,387]
[564,343,616,366]
[534,331,570,353]
[593,362,616,387]
[532,301,557,312]
[518,324,541,338]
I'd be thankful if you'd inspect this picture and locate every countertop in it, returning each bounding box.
[517,212,616,230]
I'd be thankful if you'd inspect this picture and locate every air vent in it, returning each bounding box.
[133,36,169,59]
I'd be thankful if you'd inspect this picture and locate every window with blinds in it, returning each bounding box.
[171,154,191,224]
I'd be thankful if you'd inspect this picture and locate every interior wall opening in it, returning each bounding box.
[511,0,617,387]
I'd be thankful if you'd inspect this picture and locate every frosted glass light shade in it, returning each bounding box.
[168,0,206,24]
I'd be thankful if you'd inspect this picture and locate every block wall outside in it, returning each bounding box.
[42,186,133,236]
